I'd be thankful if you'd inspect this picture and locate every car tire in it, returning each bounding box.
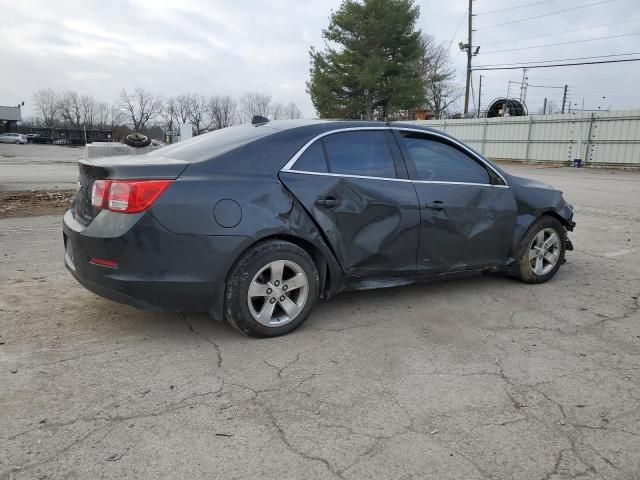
[224,240,319,337]
[514,215,566,284]
[124,133,151,148]
[15,140,20,144]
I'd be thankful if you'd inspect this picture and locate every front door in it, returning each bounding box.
[395,130,517,273]
[280,129,421,277]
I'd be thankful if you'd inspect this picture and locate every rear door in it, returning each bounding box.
[395,129,517,272]
[280,128,420,277]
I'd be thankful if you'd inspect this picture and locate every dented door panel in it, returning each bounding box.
[413,183,518,272]
[279,172,420,276]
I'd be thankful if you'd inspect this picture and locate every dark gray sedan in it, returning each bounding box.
[63,120,574,337]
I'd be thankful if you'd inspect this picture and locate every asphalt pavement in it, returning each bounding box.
[0,144,81,191]
[1,164,639,479]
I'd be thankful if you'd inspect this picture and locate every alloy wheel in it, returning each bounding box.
[247,260,309,327]
[528,228,561,276]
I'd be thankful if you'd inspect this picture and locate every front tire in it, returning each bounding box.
[224,240,319,337]
[514,216,566,284]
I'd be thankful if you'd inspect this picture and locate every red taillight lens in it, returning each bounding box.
[91,179,172,214]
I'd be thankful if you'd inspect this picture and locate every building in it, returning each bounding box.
[0,106,21,133]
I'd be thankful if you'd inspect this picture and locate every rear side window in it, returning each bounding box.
[323,131,397,178]
[401,133,490,184]
[293,141,328,173]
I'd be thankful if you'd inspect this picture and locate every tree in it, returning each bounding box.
[160,96,178,134]
[307,0,425,120]
[420,34,463,119]
[118,87,162,131]
[32,89,59,127]
[187,94,211,134]
[283,102,302,119]
[240,92,272,121]
[208,95,237,129]
[175,94,191,124]
[80,94,96,127]
[58,91,83,127]
[270,102,285,120]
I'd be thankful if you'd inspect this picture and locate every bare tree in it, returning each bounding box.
[283,102,302,119]
[160,96,178,135]
[240,92,272,122]
[270,102,285,120]
[58,91,83,127]
[187,94,211,135]
[94,101,111,129]
[208,95,237,130]
[420,34,463,119]
[32,89,59,127]
[175,94,191,124]
[80,94,96,128]
[118,87,162,131]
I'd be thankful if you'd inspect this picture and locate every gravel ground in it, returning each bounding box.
[1,165,639,479]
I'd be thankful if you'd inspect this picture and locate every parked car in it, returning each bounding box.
[63,120,575,337]
[26,133,52,144]
[0,133,27,144]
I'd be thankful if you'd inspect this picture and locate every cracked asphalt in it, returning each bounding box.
[1,165,639,479]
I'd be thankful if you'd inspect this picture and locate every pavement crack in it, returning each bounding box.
[263,406,343,479]
[182,317,223,368]
[263,352,301,380]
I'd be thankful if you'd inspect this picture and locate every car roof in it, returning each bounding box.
[257,119,445,138]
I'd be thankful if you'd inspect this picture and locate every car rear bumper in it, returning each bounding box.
[62,209,250,319]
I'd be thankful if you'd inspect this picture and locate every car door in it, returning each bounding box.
[0,134,8,143]
[279,128,421,277]
[394,129,517,273]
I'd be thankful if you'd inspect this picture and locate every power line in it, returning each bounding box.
[481,17,640,46]
[475,52,640,67]
[483,32,640,54]
[476,0,557,16]
[472,57,640,71]
[447,12,467,50]
[478,0,615,30]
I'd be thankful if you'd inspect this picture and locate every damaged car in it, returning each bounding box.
[63,120,575,337]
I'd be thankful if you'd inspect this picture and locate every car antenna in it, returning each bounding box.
[252,115,269,125]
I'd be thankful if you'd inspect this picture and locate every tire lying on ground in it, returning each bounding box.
[124,132,151,148]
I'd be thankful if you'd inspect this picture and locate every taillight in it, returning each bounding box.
[91,180,109,208]
[91,180,172,214]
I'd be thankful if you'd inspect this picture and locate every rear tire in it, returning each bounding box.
[224,240,319,337]
[514,216,566,284]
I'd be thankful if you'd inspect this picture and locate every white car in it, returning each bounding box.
[0,133,28,144]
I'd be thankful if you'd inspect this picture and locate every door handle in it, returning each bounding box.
[425,201,447,210]
[316,196,339,208]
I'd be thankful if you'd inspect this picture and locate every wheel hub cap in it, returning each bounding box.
[247,260,309,327]
[528,228,561,276]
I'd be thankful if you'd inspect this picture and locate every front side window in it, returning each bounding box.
[401,133,490,184]
[322,131,397,178]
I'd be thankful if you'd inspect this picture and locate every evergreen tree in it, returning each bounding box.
[308,0,425,120]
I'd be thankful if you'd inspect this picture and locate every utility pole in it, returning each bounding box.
[463,0,473,115]
[561,84,568,114]
[542,98,547,115]
[477,75,483,117]
[519,68,529,104]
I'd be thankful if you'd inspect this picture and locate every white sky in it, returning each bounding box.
[1,0,639,118]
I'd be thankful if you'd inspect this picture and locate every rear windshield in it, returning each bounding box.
[148,125,274,162]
